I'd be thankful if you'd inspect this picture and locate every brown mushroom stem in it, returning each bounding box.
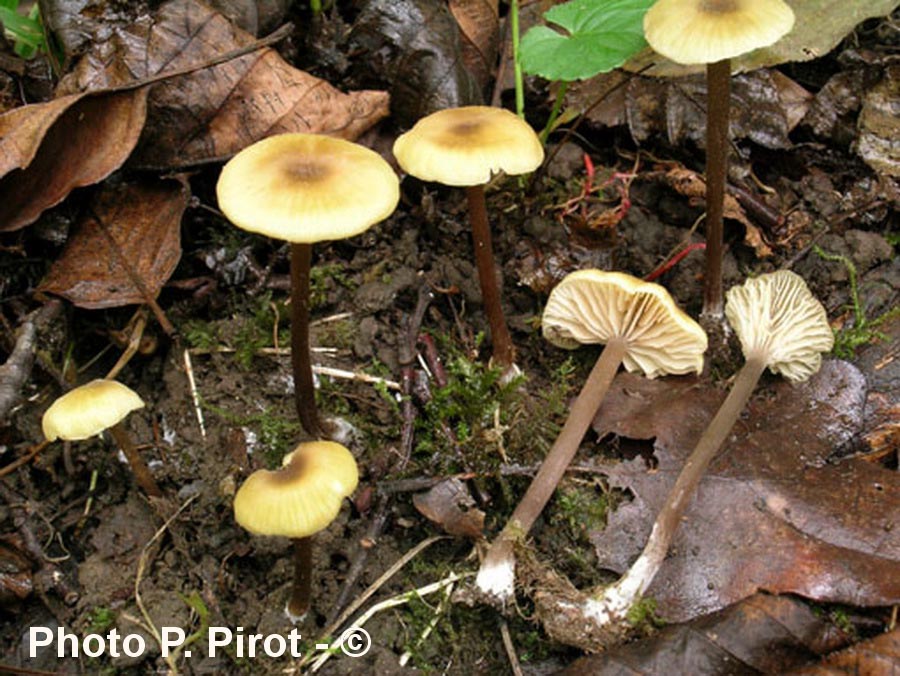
[466,185,515,368]
[287,536,314,621]
[587,355,767,619]
[478,338,628,595]
[290,242,322,438]
[107,422,161,498]
[702,58,731,319]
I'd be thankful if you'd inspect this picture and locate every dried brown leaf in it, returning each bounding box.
[449,0,499,92]
[412,478,485,539]
[38,177,189,309]
[588,360,900,623]
[58,0,390,169]
[785,626,900,675]
[559,594,852,676]
[0,90,148,232]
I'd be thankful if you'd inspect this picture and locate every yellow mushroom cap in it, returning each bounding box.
[644,0,795,65]
[42,379,145,442]
[725,270,834,382]
[393,106,545,186]
[216,134,400,243]
[233,440,359,538]
[542,270,707,378]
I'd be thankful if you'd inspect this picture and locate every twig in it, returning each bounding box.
[105,308,149,380]
[0,441,51,478]
[309,570,465,673]
[0,300,62,422]
[499,618,524,676]
[313,366,400,391]
[182,348,206,439]
[398,575,455,666]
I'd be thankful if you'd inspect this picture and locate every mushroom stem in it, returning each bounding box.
[287,536,314,622]
[290,242,322,438]
[107,422,162,498]
[477,337,628,597]
[702,58,731,319]
[585,355,767,622]
[466,185,515,368]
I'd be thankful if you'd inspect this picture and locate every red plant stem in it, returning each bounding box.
[107,422,161,498]
[703,59,731,319]
[290,242,322,438]
[466,185,515,367]
[481,339,628,572]
[287,536,313,620]
[644,242,707,282]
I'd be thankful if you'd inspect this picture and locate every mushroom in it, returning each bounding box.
[217,134,400,437]
[476,270,707,601]
[42,379,161,498]
[392,106,544,369]
[233,439,358,622]
[582,269,833,631]
[643,0,795,319]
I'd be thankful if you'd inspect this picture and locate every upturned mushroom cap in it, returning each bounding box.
[393,106,544,186]
[234,440,358,538]
[644,0,795,65]
[42,379,145,442]
[542,270,707,378]
[725,270,833,382]
[216,134,399,243]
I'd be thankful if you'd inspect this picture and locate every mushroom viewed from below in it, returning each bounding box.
[234,440,359,622]
[545,269,834,649]
[393,106,544,371]
[643,0,795,321]
[476,270,707,602]
[217,134,400,438]
[42,379,161,498]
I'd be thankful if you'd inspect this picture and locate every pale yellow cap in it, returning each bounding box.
[644,0,795,65]
[542,270,707,378]
[216,134,400,243]
[393,106,544,186]
[233,440,359,538]
[725,270,833,382]
[42,379,145,441]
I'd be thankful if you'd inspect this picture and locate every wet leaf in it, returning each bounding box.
[0,90,148,232]
[412,477,485,539]
[520,0,652,82]
[625,0,900,76]
[348,0,482,127]
[785,626,900,675]
[857,65,900,177]
[57,0,390,169]
[449,0,499,92]
[38,176,189,309]
[559,594,852,676]
[588,360,900,623]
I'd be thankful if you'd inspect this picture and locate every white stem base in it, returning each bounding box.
[475,539,516,602]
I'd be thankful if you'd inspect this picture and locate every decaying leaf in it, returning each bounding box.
[449,0,499,93]
[624,0,900,76]
[558,594,852,676]
[857,65,900,178]
[412,477,485,538]
[665,168,773,257]
[38,177,189,309]
[348,0,482,127]
[57,0,390,169]
[587,360,900,623]
[786,626,900,675]
[0,90,148,232]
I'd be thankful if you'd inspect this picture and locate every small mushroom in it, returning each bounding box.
[233,440,358,622]
[42,379,161,498]
[393,106,544,369]
[643,0,795,319]
[583,269,833,631]
[476,270,706,601]
[217,134,400,437]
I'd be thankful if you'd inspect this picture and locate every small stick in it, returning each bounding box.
[313,365,400,391]
[499,618,524,676]
[182,348,206,439]
[399,575,455,666]
[0,441,50,478]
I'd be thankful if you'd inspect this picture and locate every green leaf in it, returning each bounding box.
[520,0,654,82]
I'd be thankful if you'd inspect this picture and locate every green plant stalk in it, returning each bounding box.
[813,245,862,327]
[511,0,525,119]
[310,0,322,15]
[539,81,569,145]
